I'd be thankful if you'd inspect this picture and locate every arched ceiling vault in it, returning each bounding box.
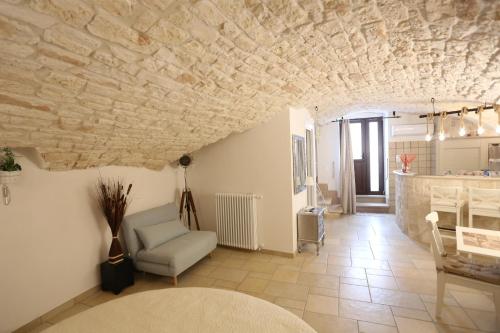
[0,0,498,170]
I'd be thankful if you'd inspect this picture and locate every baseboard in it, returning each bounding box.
[13,246,294,331]
[260,248,295,258]
[13,285,100,333]
[218,245,295,258]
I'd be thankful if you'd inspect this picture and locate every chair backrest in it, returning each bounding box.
[425,211,445,269]
[469,188,500,210]
[122,203,179,261]
[431,186,461,206]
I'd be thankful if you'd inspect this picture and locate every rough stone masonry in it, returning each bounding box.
[0,0,498,170]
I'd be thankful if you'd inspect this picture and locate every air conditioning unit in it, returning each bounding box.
[391,124,433,137]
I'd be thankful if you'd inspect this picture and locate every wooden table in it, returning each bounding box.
[456,226,500,258]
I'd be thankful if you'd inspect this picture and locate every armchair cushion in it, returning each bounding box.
[137,231,217,275]
[135,220,189,250]
[442,254,500,285]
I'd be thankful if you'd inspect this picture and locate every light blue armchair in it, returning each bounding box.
[122,203,217,285]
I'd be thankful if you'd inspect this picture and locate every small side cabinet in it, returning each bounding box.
[100,257,134,294]
[297,207,325,255]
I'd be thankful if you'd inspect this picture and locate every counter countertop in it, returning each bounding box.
[392,170,500,181]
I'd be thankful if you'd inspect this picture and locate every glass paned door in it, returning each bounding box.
[346,117,384,195]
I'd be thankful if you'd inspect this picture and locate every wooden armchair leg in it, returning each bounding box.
[172,276,178,286]
[494,291,500,331]
[436,272,446,317]
[208,252,213,259]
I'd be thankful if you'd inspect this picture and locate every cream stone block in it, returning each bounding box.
[0,39,34,57]
[339,299,395,326]
[38,42,90,66]
[305,294,339,315]
[148,18,190,45]
[133,10,158,32]
[0,2,55,28]
[30,0,93,27]
[87,10,160,54]
[94,0,136,16]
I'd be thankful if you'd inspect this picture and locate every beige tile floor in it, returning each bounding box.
[28,214,497,333]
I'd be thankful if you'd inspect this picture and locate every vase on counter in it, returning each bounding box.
[400,154,416,173]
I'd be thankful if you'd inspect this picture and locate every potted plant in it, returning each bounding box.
[0,147,22,184]
[96,178,133,264]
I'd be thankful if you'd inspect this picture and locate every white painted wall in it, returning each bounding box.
[187,108,314,254]
[289,107,315,251]
[317,122,340,192]
[0,154,179,333]
[187,110,295,254]
[436,136,500,174]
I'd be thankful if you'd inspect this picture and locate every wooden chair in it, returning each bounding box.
[469,188,500,228]
[430,186,465,239]
[425,212,500,329]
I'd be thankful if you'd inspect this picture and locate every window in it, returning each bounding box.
[349,122,362,160]
[369,121,379,192]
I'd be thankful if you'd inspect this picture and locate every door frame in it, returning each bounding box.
[340,117,385,195]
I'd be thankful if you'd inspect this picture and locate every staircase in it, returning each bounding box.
[356,195,390,214]
[317,183,343,216]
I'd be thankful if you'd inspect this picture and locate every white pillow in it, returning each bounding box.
[135,220,189,250]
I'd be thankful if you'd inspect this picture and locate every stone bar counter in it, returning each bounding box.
[393,171,500,244]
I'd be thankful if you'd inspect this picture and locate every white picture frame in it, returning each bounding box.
[456,226,500,258]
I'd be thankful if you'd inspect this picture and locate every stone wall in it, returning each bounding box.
[0,0,498,170]
[388,140,436,212]
[394,173,500,244]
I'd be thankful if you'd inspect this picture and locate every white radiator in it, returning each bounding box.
[216,193,260,250]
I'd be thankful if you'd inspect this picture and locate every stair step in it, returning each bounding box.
[356,202,389,207]
[356,195,386,203]
[318,197,332,206]
[324,204,343,216]
[356,202,390,214]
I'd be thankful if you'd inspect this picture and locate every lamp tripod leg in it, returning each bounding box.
[187,191,200,231]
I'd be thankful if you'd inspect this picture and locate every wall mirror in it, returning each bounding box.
[292,135,306,194]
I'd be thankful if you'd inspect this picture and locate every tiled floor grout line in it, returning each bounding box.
[25,214,496,333]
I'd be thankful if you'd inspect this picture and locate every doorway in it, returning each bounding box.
[347,117,384,195]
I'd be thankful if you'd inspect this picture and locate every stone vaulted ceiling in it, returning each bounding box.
[0,0,498,170]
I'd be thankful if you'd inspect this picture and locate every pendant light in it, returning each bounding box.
[425,113,434,141]
[426,98,437,141]
[477,106,485,135]
[439,111,447,141]
[495,104,500,134]
[459,107,468,137]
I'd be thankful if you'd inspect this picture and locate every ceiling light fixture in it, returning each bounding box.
[477,106,485,135]
[425,97,437,142]
[439,111,447,141]
[459,107,468,137]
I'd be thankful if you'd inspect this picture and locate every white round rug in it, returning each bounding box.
[43,287,316,333]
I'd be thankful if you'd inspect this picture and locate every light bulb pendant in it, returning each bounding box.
[477,106,484,135]
[439,111,447,141]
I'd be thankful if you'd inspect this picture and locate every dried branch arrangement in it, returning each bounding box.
[96,178,133,264]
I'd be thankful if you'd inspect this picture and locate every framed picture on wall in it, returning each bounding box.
[292,135,306,194]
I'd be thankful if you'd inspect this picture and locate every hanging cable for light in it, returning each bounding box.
[439,111,447,141]
[426,98,437,141]
[477,106,485,135]
[459,107,468,137]
[425,112,434,141]
[495,104,500,134]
